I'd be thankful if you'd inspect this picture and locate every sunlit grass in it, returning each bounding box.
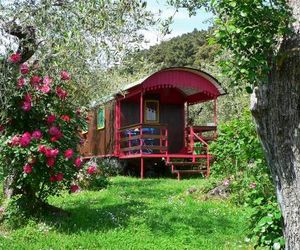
[0,176,253,250]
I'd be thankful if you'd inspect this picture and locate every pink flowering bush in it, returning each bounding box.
[0,58,86,203]
[77,159,109,191]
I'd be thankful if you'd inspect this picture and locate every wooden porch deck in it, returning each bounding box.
[118,123,216,180]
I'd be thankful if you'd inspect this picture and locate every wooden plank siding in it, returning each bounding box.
[80,101,115,156]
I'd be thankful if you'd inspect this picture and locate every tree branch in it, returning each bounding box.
[4,21,37,63]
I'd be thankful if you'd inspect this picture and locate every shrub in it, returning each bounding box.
[0,57,86,209]
[77,158,110,191]
[98,158,124,176]
[210,111,284,248]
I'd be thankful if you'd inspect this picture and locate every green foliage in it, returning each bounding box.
[210,111,283,248]
[249,197,284,249]
[99,158,124,176]
[0,177,253,249]
[169,0,292,89]
[77,159,110,191]
[122,28,218,73]
[212,0,291,89]
[0,0,157,106]
[210,110,264,176]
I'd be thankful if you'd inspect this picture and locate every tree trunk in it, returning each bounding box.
[251,1,300,248]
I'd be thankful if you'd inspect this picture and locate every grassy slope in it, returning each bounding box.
[0,177,253,250]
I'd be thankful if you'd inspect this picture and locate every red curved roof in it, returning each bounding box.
[123,67,226,104]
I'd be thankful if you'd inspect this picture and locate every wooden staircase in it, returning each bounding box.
[166,126,216,180]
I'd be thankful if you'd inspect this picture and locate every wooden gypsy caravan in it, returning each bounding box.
[80,67,226,180]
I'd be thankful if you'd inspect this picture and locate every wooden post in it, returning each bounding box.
[213,98,217,139]
[140,157,144,179]
[140,91,143,123]
[114,99,121,156]
[140,92,144,179]
[165,127,168,155]
[177,172,181,181]
[184,102,188,148]
[206,155,210,178]
[128,130,132,155]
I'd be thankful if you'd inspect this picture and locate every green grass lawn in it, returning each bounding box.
[0,177,253,250]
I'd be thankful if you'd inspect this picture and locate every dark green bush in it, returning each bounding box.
[210,111,284,248]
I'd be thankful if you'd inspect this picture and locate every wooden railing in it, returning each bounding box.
[186,126,216,176]
[186,126,217,156]
[119,123,168,155]
[185,125,217,152]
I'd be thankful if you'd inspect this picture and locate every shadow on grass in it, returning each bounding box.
[39,199,235,238]
[38,199,147,233]
[42,204,235,238]
[33,178,239,238]
[145,206,236,236]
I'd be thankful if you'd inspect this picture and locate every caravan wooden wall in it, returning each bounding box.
[80,101,115,156]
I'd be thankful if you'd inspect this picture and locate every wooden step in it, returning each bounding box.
[172,169,208,180]
[186,135,216,142]
[172,169,206,174]
[166,162,206,166]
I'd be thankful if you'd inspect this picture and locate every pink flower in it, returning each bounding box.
[20,132,31,147]
[47,114,56,123]
[87,165,97,175]
[61,115,70,122]
[24,94,32,102]
[0,125,4,133]
[76,108,81,116]
[38,145,47,153]
[56,87,68,99]
[40,84,51,93]
[50,176,57,182]
[51,148,59,157]
[47,158,55,167]
[11,135,20,146]
[249,182,256,189]
[21,101,32,112]
[50,136,58,142]
[45,148,59,158]
[48,126,62,139]
[223,179,230,187]
[70,184,79,193]
[20,63,30,74]
[23,163,32,174]
[30,75,42,87]
[60,70,70,81]
[74,157,82,168]
[9,52,21,63]
[56,173,64,181]
[17,78,25,88]
[32,130,42,140]
[22,94,32,112]
[64,148,74,159]
[43,76,53,85]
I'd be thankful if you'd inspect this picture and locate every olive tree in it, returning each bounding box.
[0,0,157,214]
